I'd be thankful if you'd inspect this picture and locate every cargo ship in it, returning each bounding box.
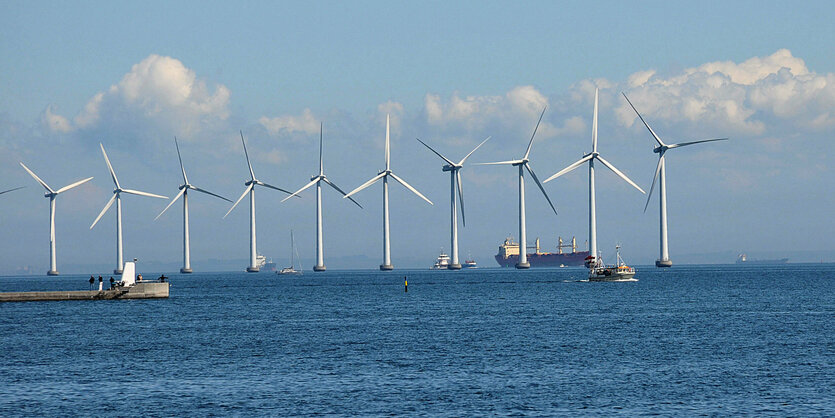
[495,236,589,267]
[736,254,788,265]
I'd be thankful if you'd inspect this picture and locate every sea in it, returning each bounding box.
[1,264,832,416]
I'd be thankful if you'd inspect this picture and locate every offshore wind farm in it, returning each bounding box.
[2,2,835,416]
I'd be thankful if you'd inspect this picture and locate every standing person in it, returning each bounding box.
[98,276,103,291]
[89,276,94,290]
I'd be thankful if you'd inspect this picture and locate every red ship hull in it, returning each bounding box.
[494,251,590,267]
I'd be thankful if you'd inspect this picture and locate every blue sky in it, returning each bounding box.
[1,1,834,273]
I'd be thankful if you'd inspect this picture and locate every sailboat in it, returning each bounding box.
[278,230,303,275]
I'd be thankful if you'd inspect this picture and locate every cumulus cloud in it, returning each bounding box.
[43,54,230,140]
[259,108,319,137]
[615,49,835,135]
[422,86,591,144]
[40,105,72,133]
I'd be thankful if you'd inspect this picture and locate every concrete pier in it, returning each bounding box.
[0,282,169,303]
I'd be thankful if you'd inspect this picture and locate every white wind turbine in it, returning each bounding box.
[416,136,490,269]
[281,123,362,272]
[90,143,167,274]
[622,92,728,267]
[544,88,645,267]
[344,114,433,271]
[155,137,231,273]
[479,107,557,269]
[19,163,93,275]
[225,131,296,272]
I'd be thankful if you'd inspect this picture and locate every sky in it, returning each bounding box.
[1,1,834,273]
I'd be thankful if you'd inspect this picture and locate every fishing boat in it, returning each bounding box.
[589,245,636,281]
[278,230,303,275]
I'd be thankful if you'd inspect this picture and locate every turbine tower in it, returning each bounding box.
[544,88,645,267]
[344,114,433,271]
[416,136,490,269]
[91,143,167,274]
[622,92,728,268]
[225,131,296,272]
[19,162,93,275]
[155,137,231,273]
[281,123,362,272]
[479,107,557,269]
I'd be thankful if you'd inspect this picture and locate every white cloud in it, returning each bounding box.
[43,54,230,139]
[259,108,319,137]
[40,105,72,133]
[616,49,835,135]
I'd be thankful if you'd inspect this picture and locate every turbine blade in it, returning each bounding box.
[19,162,54,193]
[592,88,599,153]
[344,172,385,198]
[644,154,664,213]
[543,155,593,183]
[456,170,465,226]
[323,178,363,208]
[476,159,525,166]
[174,137,189,185]
[190,185,232,202]
[281,178,319,202]
[90,193,117,229]
[155,188,185,220]
[622,92,665,147]
[224,183,253,218]
[524,163,557,215]
[0,186,24,195]
[258,181,296,196]
[415,137,454,166]
[99,143,121,188]
[389,172,433,205]
[524,106,547,160]
[55,177,93,194]
[385,114,390,170]
[596,155,646,194]
[241,131,255,181]
[667,138,729,149]
[121,189,167,199]
[458,136,491,166]
[319,122,324,176]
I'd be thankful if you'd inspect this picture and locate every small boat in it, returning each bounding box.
[431,250,450,269]
[589,245,636,281]
[277,230,303,275]
[463,259,477,268]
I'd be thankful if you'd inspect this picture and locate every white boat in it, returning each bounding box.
[589,245,636,281]
[278,230,303,275]
[463,259,477,268]
[431,250,450,269]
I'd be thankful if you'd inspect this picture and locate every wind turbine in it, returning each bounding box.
[281,123,362,272]
[416,135,490,269]
[90,143,167,274]
[479,107,557,269]
[544,88,645,267]
[155,137,231,273]
[225,131,296,272]
[622,92,728,267]
[19,163,93,275]
[344,114,433,271]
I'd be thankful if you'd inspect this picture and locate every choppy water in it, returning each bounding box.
[1,264,833,415]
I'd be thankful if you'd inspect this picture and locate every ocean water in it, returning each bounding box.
[0,264,833,416]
